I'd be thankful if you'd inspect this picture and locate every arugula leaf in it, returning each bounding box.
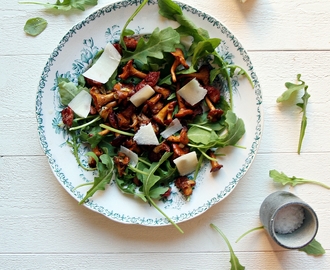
[66,132,95,171]
[57,77,88,106]
[158,0,209,42]
[119,0,148,50]
[269,169,330,189]
[121,27,180,66]
[175,25,210,43]
[299,239,326,256]
[115,177,146,202]
[191,38,221,68]
[277,74,306,102]
[277,74,310,154]
[140,152,183,233]
[79,153,115,204]
[236,226,325,257]
[114,152,181,232]
[188,110,245,149]
[24,17,48,36]
[19,0,98,11]
[217,110,245,147]
[188,126,218,145]
[236,226,264,243]
[211,223,245,270]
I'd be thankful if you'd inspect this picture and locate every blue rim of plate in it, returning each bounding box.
[35,0,263,226]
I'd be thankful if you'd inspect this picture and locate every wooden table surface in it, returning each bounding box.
[1,0,330,269]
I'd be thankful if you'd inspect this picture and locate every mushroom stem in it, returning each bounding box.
[207,150,223,172]
[175,92,194,118]
[153,85,171,99]
[205,96,223,122]
[119,60,147,80]
[153,101,177,125]
[205,96,215,110]
[170,48,189,83]
[90,87,115,111]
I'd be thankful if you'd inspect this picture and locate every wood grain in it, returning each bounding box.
[1,0,330,269]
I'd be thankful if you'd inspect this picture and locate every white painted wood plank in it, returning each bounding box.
[2,0,330,56]
[0,252,330,270]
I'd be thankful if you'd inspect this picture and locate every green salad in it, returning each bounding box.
[58,0,252,232]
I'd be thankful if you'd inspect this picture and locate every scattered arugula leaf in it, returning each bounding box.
[19,0,98,11]
[299,239,326,256]
[210,223,245,270]
[269,169,330,189]
[236,226,325,256]
[276,74,310,154]
[24,17,48,36]
[236,226,264,243]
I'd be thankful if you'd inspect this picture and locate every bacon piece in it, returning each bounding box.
[61,107,74,127]
[123,36,138,51]
[204,85,221,104]
[135,71,160,91]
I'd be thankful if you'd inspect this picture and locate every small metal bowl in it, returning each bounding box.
[259,191,318,249]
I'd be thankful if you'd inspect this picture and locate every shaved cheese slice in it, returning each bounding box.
[119,146,138,167]
[68,90,91,118]
[177,78,207,105]
[130,84,155,107]
[173,151,198,176]
[160,118,183,138]
[82,43,121,84]
[133,123,159,145]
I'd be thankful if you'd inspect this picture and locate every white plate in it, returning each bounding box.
[36,0,263,227]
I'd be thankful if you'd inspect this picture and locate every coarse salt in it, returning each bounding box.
[274,204,305,234]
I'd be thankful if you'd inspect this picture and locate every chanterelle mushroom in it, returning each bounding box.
[170,48,189,82]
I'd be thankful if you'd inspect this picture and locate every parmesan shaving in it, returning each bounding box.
[177,78,207,105]
[173,151,198,176]
[130,84,155,107]
[68,90,91,118]
[160,118,183,138]
[82,43,121,84]
[133,123,160,145]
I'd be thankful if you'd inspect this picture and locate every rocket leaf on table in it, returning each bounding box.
[24,17,48,36]
[236,226,325,257]
[299,239,326,256]
[276,74,310,154]
[269,169,330,189]
[211,223,245,270]
[19,0,98,11]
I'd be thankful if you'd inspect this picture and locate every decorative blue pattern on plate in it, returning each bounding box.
[36,0,263,226]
